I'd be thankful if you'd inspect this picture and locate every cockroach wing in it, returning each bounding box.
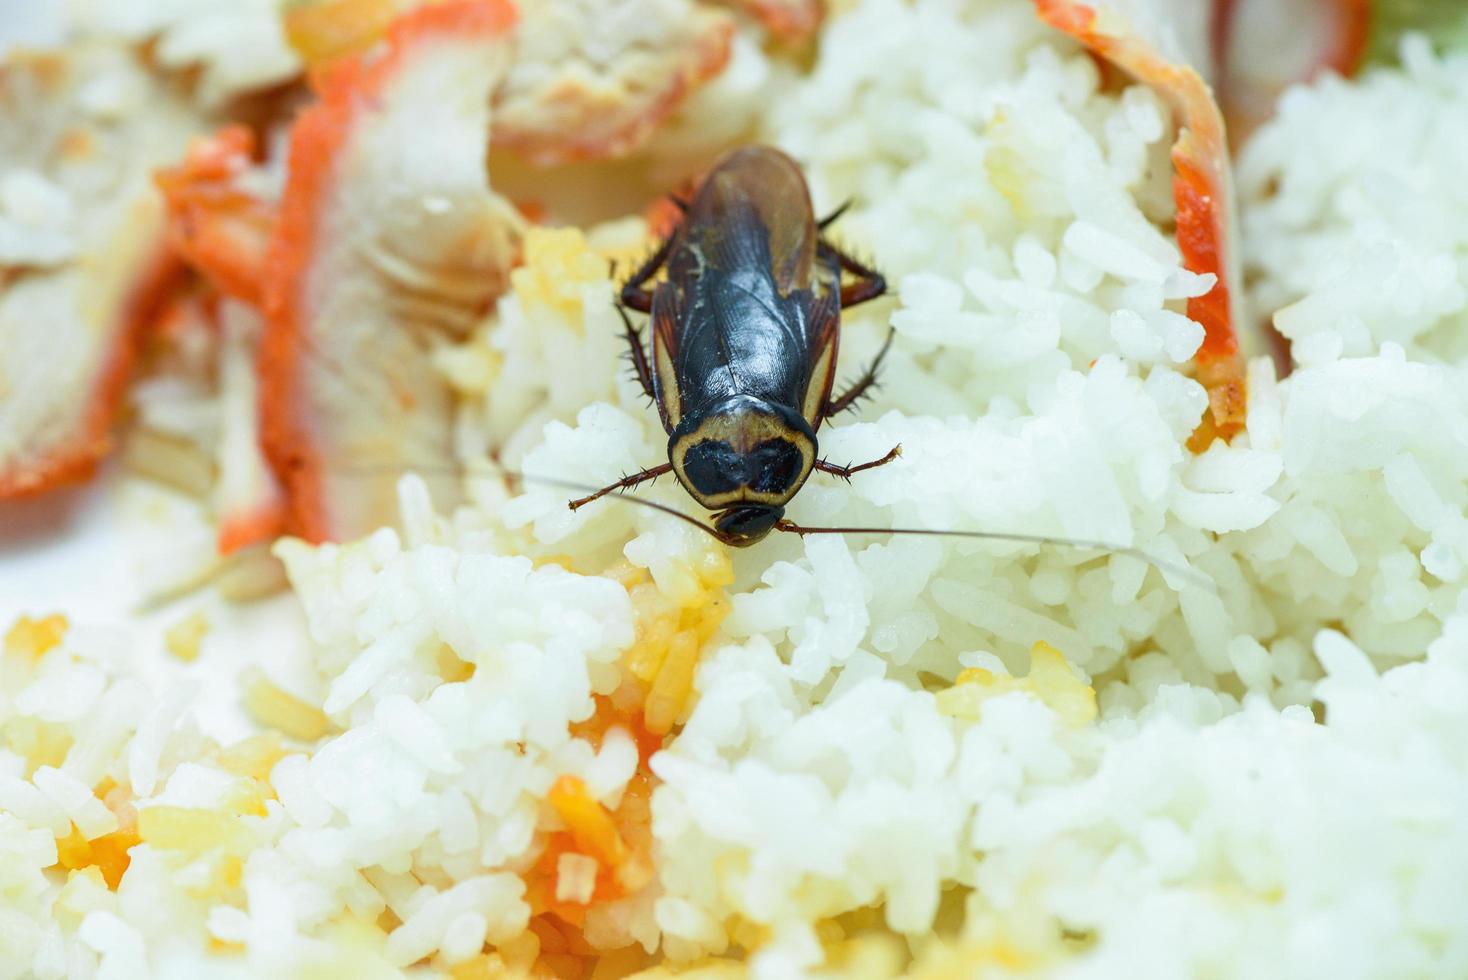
[761,187,817,297]
[650,284,684,433]
[800,284,841,431]
[686,147,816,297]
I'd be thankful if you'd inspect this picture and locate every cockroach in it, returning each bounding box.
[558,146,1206,587]
[569,145,899,547]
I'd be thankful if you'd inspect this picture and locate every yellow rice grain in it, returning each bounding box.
[936,641,1096,727]
[497,929,541,973]
[213,732,289,782]
[4,613,68,659]
[627,614,676,685]
[240,666,332,741]
[6,717,73,774]
[627,959,746,979]
[138,806,248,853]
[164,611,210,661]
[822,935,905,980]
[645,630,698,735]
[446,954,506,980]
[511,227,608,328]
[283,0,397,65]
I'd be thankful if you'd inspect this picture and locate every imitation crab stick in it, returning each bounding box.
[215,302,288,554]
[156,128,287,553]
[0,242,182,498]
[1216,0,1370,143]
[488,0,735,165]
[284,0,738,168]
[729,0,824,41]
[154,126,275,309]
[1035,0,1249,449]
[260,0,524,542]
[0,47,197,499]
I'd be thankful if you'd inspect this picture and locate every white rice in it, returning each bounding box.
[1240,34,1468,365]
[8,2,1468,978]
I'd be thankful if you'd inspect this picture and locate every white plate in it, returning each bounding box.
[0,464,315,744]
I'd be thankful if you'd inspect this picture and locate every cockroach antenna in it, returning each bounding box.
[321,459,1213,589]
[772,518,1213,590]
[508,471,1214,591]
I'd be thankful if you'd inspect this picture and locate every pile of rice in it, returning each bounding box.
[7,1,1468,977]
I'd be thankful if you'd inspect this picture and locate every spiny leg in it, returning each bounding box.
[567,462,674,511]
[814,444,901,481]
[617,303,656,401]
[824,326,895,418]
[817,200,851,232]
[620,234,675,313]
[819,238,887,309]
[613,228,673,400]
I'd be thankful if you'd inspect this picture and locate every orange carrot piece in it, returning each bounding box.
[569,696,663,770]
[547,776,630,872]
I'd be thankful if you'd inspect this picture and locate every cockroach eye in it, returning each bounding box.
[748,439,803,495]
[681,438,742,495]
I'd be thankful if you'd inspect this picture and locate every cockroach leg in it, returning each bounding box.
[824,326,895,417]
[567,462,674,511]
[817,200,851,231]
[617,303,656,401]
[819,239,887,309]
[814,443,901,481]
[619,235,675,313]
